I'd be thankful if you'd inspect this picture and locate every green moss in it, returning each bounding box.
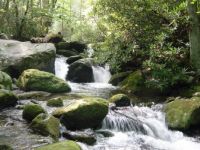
[164,97,200,130]
[0,89,18,109]
[22,104,46,122]
[30,113,60,139]
[109,94,130,107]
[18,69,71,93]
[47,98,63,107]
[35,140,81,150]
[120,70,144,93]
[0,71,12,90]
[109,71,132,86]
[52,97,109,130]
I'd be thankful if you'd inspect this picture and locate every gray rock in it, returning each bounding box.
[0,39,56,77]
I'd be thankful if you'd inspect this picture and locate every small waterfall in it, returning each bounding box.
[55,56,69,80]
[92,64,111,83]
[83,105,200,150]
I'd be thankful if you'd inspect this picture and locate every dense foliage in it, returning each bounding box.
[92,0,192,90]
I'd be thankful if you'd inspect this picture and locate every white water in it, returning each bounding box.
[54,56,200,150]
[83,105,200,150]
[55,56,69,80]
[92,65,111,83]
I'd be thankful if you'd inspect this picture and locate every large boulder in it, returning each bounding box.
[67,58,94,83]
[0,39,56,77]
[109,94,131,107]
[52,97,109,130]
[30,113,60,139]
[164,97,200,130]
[0,71,12,90]
[109,71,132,86]
[0,89,18,110]
[18,69,71,93]
[35,140,81,150]
[22,104,46,122]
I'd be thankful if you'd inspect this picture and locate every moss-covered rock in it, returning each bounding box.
[18,69,71,93]
[0,71,12,90]
[22,104,46,122]
[35,140,81,150]
[164,97,200,130]
[120,70,144,92]
[109,71,132,86]
[52,97,109,130]
[0,89,18,110]
[67,59,94,83]
[66,55,83,64]
[62,131,96,145]
[30,113,60,139]
[109,94,131,107]
[47,98,63,107]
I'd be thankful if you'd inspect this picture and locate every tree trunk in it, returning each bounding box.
[188,0,200,70]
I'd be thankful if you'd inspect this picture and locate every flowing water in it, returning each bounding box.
[0,55,200,150]
[54,56,200,150]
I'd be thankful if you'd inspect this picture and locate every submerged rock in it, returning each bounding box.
[62,131,96,145]
[17,91,51,100]
[0,71,12,90]
[0,39,56,77]
[18,69,71,93]
[109,71,132,86]
[47,97,63,107]
[30,113,60,139]
[0,89,18,110]
[164,97,200,130]
[109,94,131,107]
[52,97,109,130]
[22,104,46,122]
[67,58,94,83]
[35,140,81,150]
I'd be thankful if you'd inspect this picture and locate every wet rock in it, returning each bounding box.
[56,49,79,57]
[109,94,131,107]
[109,71,132,86]
[17,91,51,100]
[96,130,114,137]
[164,97,200,130]
[52,97,108,130]
[35,140,81,150]
[0,71,12,90]
[47,97,63,107]
[0,39,56,78]
[62,131,96,145]
[17,69,71,93]
[22,104,46,122]
[66,55,83,64]
[30,113,60,139]
[67,58,94,83]
[0,89,18,110]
